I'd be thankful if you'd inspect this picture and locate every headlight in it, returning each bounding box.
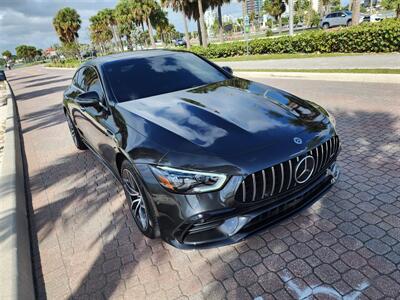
[328,111,336,128]
[150,166,227,194]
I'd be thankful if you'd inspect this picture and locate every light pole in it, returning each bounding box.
[289,0,294,36]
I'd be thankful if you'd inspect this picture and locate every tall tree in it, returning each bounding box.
[209,0,231,43]
[136,0,159,48]
[89,13,113,53]
[263,0,286,34]
[197,0,208,47]
[15,45,37,62]
[98,8,124,51]
[151,7,170,46]
[381,0,400,18]
[2,50,12,59]
[53,8,81,44]
[115,0,138,50]
[161,0,191,48]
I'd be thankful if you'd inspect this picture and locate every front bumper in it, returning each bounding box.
[136,162,340,249]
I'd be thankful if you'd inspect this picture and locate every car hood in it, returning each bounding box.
[117,78,331,167]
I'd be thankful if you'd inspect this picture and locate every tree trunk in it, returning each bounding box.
[197,20,203,46]
[147,17,156,48]
[182,12,191,49]
[217,5,223,43]
[126,35,133,51]
[197,0,208,47]
[351,0,360,26]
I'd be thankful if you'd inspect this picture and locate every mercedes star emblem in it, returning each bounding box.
[295,155,315,184]
[293,137,303,145]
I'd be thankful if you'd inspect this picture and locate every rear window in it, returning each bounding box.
[102,52,229,102]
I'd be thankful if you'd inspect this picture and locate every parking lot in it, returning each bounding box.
[7,65,400,299]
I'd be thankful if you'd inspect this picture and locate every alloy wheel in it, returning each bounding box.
[122,168,149,231]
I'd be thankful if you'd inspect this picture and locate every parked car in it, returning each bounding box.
[320,11,357,29]
[0,70,6,81]
[362,14,384,23]
[81,50,97,59]
[63,50,340,248]
[174,39,187,47]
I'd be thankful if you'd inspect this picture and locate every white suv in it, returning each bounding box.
[320,11,353,29]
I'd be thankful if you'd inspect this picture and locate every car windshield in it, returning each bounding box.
[102,52,229,102]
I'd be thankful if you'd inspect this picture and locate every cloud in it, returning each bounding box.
[0,0,243,53]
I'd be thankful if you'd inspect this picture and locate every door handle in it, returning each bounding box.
[106,129,114,136]
[106,129,119,145]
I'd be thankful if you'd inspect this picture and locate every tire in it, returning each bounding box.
[66,113,87,150]
[120,159,159,238]
[347,20,352,26]
[322,23,330,29]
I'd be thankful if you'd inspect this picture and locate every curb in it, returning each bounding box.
[0,82,35,300]
[234,71,400,84]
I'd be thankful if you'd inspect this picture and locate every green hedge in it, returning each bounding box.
[191,19,400,59]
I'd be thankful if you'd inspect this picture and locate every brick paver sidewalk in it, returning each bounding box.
[7,66,400,299]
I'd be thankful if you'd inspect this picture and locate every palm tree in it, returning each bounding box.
[151,7,170,46]
[115,0,142,50]
[184,1,211,47]
[209,0,231,43]
[263,0,286,34]
[98,8,124,51]
[161,0,191,48]
[135,0,158,48]
[89,13,113,53]
[53,7,81,44]
[197,0,208,47]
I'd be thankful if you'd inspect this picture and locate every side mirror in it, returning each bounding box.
[222,66,233,75]
[76,91,100,107]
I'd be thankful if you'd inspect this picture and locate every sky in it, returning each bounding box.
[0,0,348,54]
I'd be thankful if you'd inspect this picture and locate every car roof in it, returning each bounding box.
[82,49,185,68]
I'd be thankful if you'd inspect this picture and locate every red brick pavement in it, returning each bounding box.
[7,66,400,299]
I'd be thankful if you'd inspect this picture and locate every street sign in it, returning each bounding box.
[244,15,250,26]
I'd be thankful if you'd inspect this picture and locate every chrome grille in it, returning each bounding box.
[235,136,340,203]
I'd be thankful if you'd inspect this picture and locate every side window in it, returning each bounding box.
[73,68,85,90]
[326,14,333,18]
[84,67,105,101]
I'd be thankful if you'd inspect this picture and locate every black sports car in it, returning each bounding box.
[63,50,340,248]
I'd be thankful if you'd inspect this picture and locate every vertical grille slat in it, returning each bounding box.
[261,170,267,199]
[270,166,276,196]
[278,163,285,193]
[251,174,257,202]
[287,160,293,191]
[235,136,339,203]
[241,181,246,202]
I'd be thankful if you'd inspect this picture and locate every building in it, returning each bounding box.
[242,0,263,17]
[311,0,320,12]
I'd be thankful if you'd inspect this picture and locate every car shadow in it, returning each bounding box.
[15,85,69,101]
[22,107,400,299]
[24,77,72,88]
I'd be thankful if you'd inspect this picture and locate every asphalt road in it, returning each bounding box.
[217,53,400,70]
[6,65,400,299]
